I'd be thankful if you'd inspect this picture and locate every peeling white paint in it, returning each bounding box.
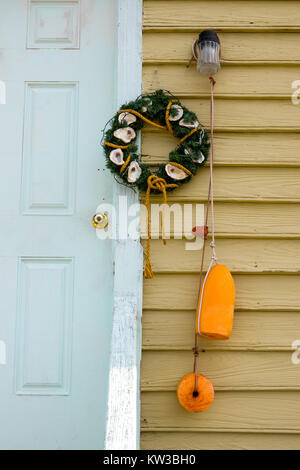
[105,296,140,449]
[105,0,143,451]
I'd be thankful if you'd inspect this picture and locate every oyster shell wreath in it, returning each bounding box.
[102,89,210,192]
[102,89,210,279]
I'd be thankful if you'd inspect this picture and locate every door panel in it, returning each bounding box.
[15,257,74,396]
[0,0,116,449]
[21,82,78,214]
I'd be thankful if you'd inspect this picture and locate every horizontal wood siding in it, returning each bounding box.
[142,131,300,166]
[141,0,300,450]
[143,1,300,30]
[144,32,300,63]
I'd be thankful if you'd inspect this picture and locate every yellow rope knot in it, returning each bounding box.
[104,100,202,280]
[144,174,178,279]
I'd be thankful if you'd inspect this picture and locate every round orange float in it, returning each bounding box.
[177,372,214,413]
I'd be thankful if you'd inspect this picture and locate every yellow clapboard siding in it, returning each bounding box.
[141,351,300,390]
[143,1,300,31]
[141,99,300,131]
[140,203,300,238]
[142,0,300,449]
[143,32,300,63]
[142,131,300,167]
[142,239,300,273]
[141,391,300,432]
[143,274,300,310]
[142,167,300,202]
[142,310,299,350]
[141,432,300,450]
[143,64,299,97]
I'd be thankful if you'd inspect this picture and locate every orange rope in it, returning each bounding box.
[117,109,167,130]
[168,161,192,176]
[165,101,174,135]
[120,155,131,174]
[104,141,130,150]
[144,175,178,279]
[176,126,203,148]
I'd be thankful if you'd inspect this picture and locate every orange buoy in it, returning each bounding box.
[177,372,214,413]
[196,264,235,340]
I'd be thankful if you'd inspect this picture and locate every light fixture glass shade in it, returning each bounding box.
[194,30,220,76]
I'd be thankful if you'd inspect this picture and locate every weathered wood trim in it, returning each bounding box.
[105,0,143,451]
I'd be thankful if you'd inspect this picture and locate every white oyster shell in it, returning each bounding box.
[127,161,142,183]
[109,148,124,166]
[184,148,205,164]
[141,98,152,113]
[179,119,200,128]
[169,104,184,121]
[165,163,189,180]
[193,152,205,164]
[114,127,136,143]
[118,112,137,125]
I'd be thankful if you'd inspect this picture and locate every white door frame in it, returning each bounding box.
[105,0,143,450]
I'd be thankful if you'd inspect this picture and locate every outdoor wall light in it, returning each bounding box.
[192,30,221,76]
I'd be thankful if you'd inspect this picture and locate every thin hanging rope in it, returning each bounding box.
[193,76,217,393]
[209,76,217,262]
[193,179,210,392]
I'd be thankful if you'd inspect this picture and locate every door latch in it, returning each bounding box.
[92,213,108,229]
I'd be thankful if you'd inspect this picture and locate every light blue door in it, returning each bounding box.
[0,0,116,449]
